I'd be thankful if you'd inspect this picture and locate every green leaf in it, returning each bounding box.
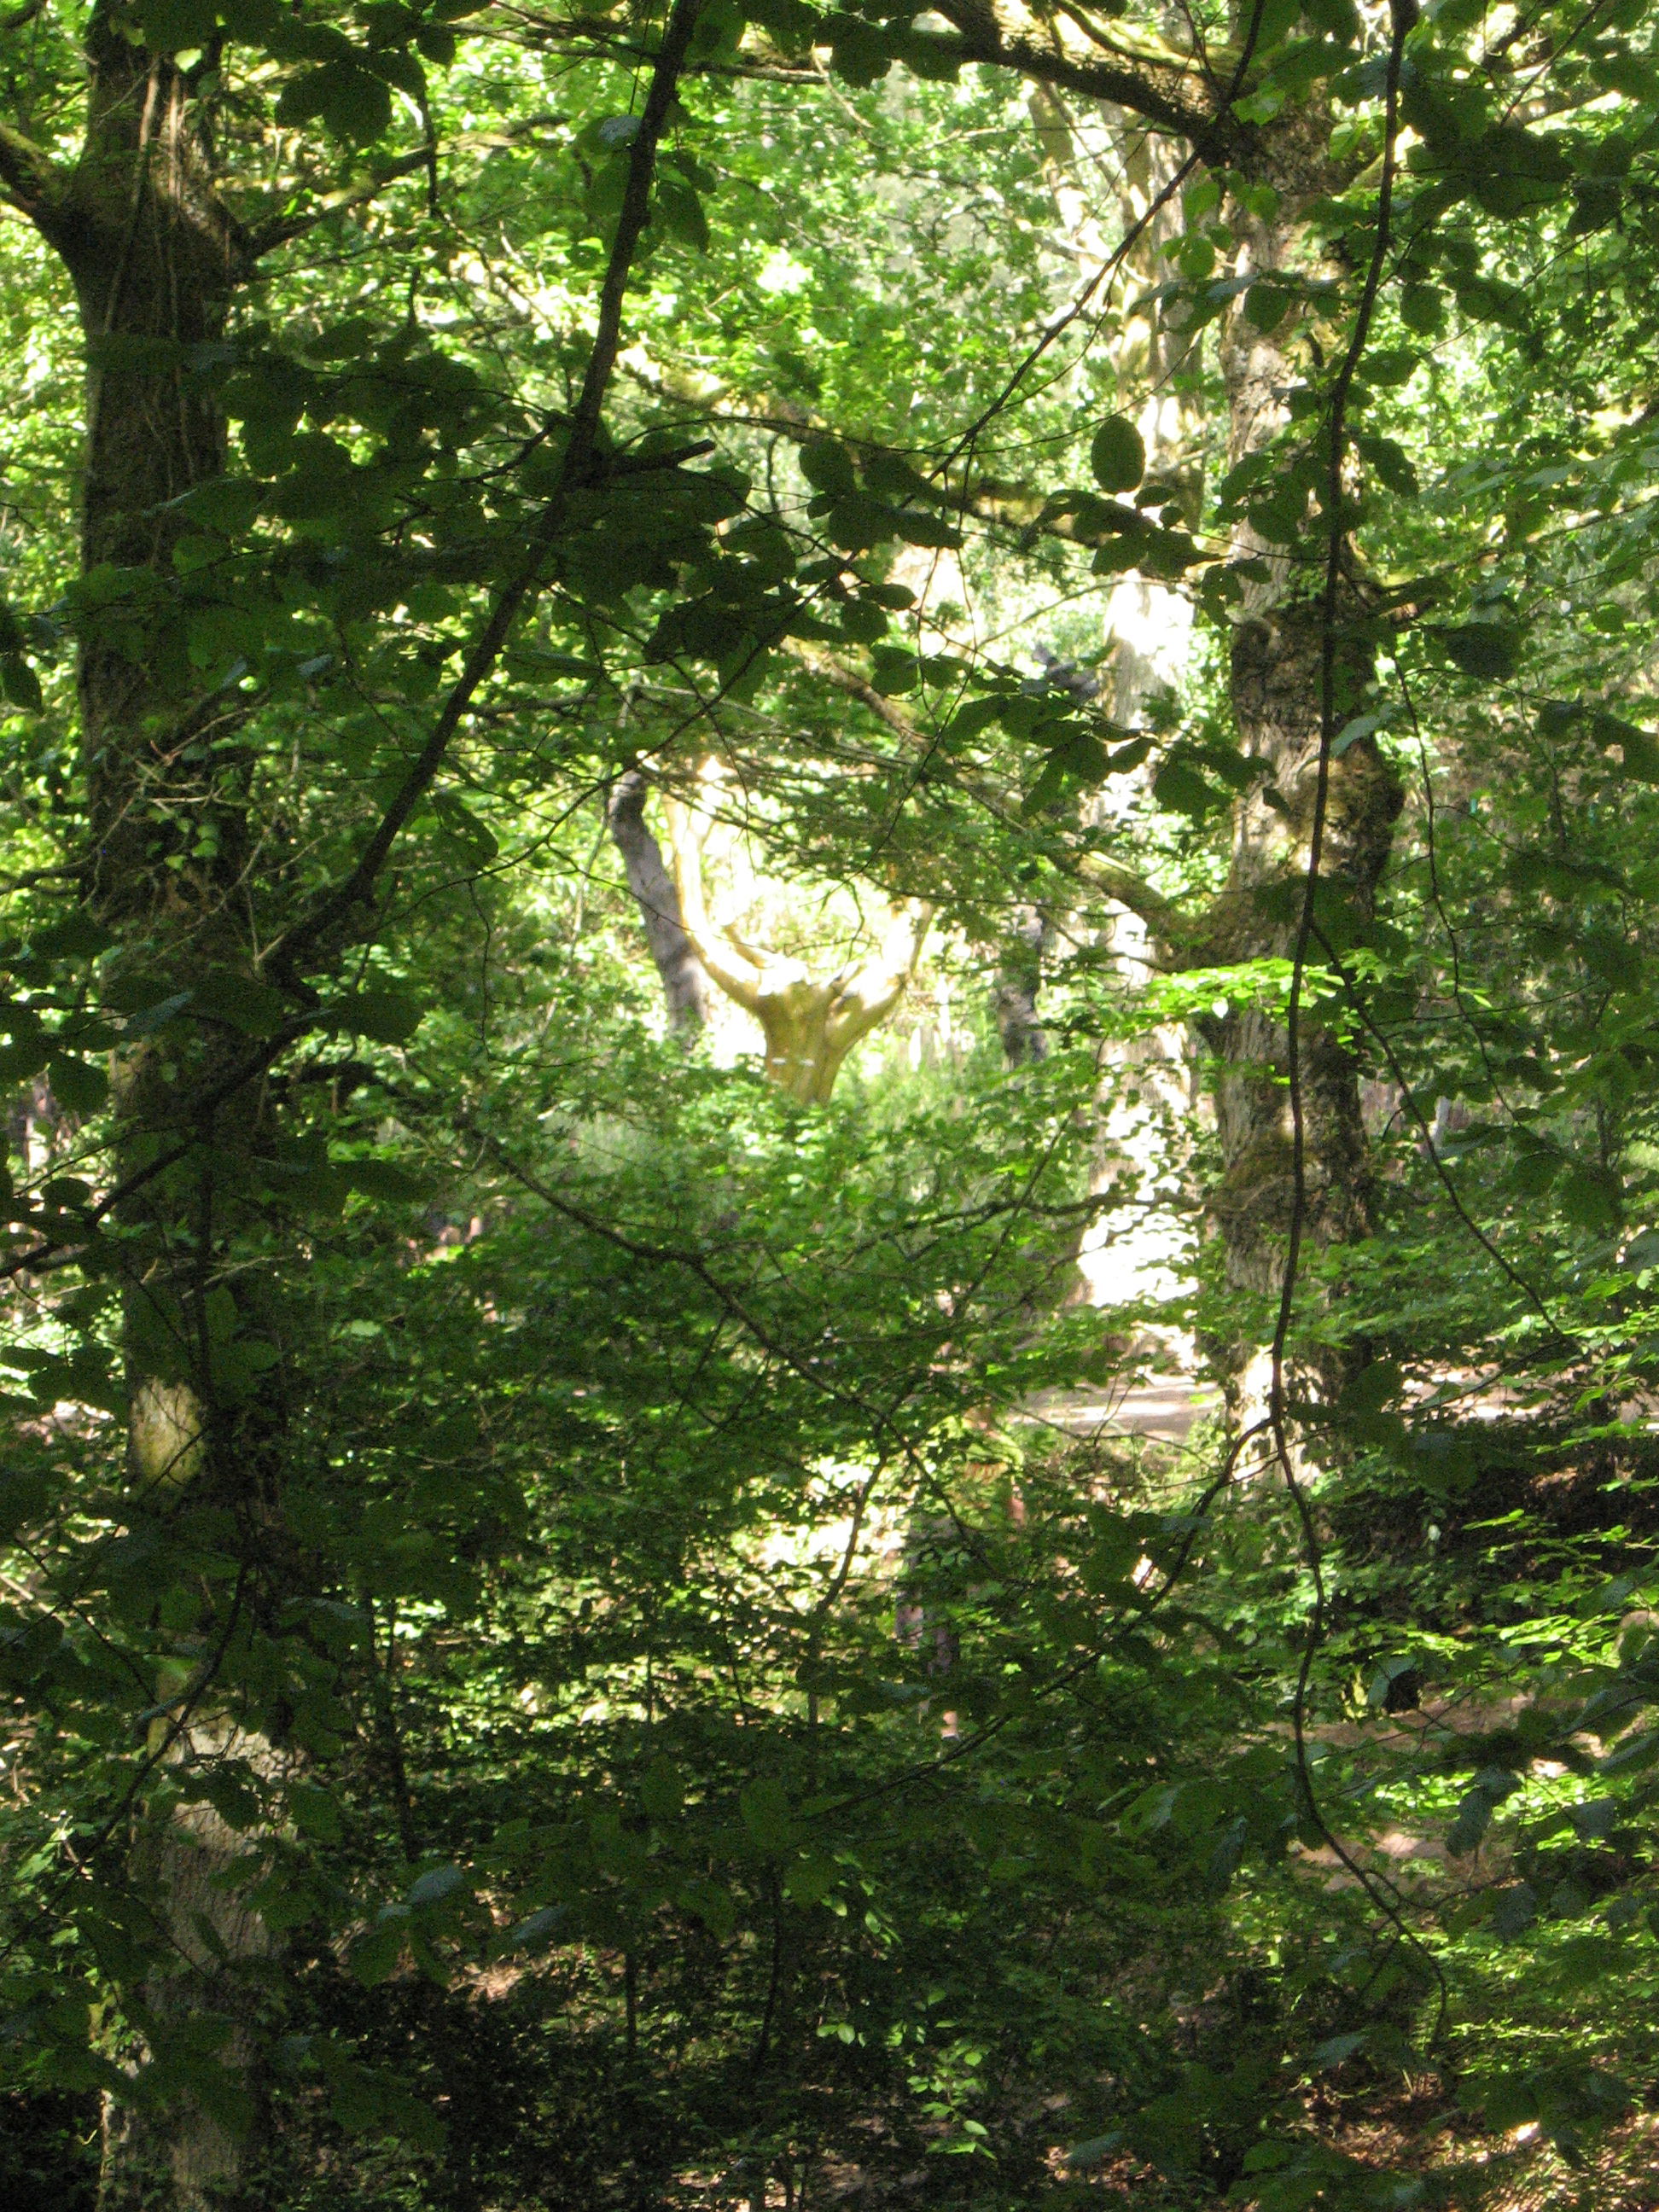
[1593,710,1659,781]
[288,1783,343,1843]
[277,62,394,144]
[504,1905,568,1951]
[799,441,857,495]
[655,175,710,253]
[32,911,115,959]
[678,1876,736,1939]
[1,653,43,713]
[342,1157,430,1202]
[1244,279,1293,331]
[48,1055,110,1115]
[336,989,423,1045]
[828,17,893,84]
[407,1861,468,1908]
[0,1470,49,1538]
[891,508,960,549]
[191,970,289,1036]
[1558,1165,1620,1232]
[1442,624,1520,681]
[1153,758,1224,818]
[639,1757,684,1822]
[823,493,898,551]
[1089,416,1145,495]
[739,1776,794,1849]
[132,0,219,51]
[350,1912,409,1987]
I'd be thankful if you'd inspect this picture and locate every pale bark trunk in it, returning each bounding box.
[1039,108,1199,1330]
[607,769,709,1034]
[665,776,929,1104]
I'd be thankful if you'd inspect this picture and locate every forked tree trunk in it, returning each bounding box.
[666,775,930,1104]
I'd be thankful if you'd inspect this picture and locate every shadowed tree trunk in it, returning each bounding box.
[992,905,1048,1066]
[1195,167,1403,1318]
[1195,597,1400,1307]
[3,22,284,2208]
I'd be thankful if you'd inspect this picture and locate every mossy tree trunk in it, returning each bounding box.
[1195,173,1403,1348]
[6,21,285,2208]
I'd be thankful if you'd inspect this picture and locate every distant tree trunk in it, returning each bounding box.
[992,906,1048,1066]
[607,768,709,1035]
[666,772,930,1105]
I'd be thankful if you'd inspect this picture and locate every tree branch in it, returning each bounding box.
[785,641,1200,950]
[247,110,582,254]
[247,143,443,256]
[930,0,1246,167]
[0,119,68,234]
[661,782,766,1014]
[1075,853,1182,941]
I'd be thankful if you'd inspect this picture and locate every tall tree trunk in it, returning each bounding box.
[1032,102,1199,1331]
[31,23,283,2207]
[1196,601,1400,1308]
[1196,179,1402,1346]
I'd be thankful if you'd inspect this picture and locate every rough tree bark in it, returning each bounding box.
[1194,152,1403,1318]
[1195,599,1400,1308]
[4,25,283,2209]
[915,2,1406,1382]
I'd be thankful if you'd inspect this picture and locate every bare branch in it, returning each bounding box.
[247,143,442,256]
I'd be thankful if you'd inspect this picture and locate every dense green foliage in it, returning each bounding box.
[5,0,1659,2207]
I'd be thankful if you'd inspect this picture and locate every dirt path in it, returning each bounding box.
[1019,1376,1220,1446]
